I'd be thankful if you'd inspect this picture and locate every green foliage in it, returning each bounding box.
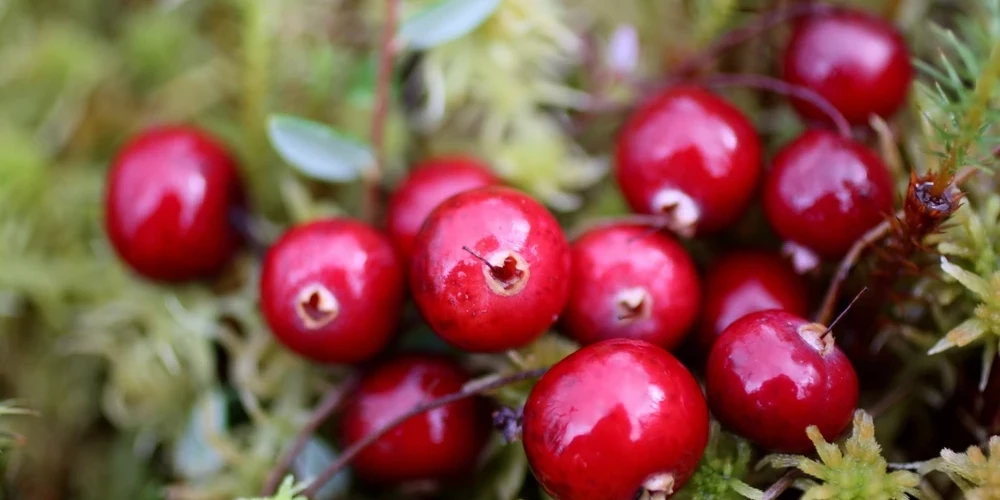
[674,422,761,500]
[237,476,308,500]
[761,411,921,500]
[929,436,1000,498]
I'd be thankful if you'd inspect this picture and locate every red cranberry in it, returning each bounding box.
[338,354,490,484]
[385,156,500,262]
[260,219,404,364]
[696,251,809,355]
[410,186,570,352]
[705,310,858,453]
[763,130,895,260]
[561,224,700,350]
[782,9,913,125]
[615,86,762,236]
[104,126,245,281]
[523,339,709,500]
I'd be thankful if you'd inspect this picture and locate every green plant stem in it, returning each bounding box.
[301,368,549,498]
[934,40,1000,195]
[242,0,275,212]
[362,0,399,224]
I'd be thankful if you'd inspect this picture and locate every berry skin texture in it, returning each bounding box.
[763,130,895,260]
[338,354,490,484]
[615,86,762,236]
[562,224,701,350]
[260,219,404,364]
[782,9,913,125]
[696,251,809,356]
[706,310,859,453]
[385,156,500,262]
[104,126,246,281]
[523,339,710,500]
[410,186,571,352]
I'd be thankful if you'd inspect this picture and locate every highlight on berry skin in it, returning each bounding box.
[8,1,1000,499]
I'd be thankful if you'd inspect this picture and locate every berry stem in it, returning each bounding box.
[821,287,868,340]
[698,73,852,139]
[260,377,357,495]
[301,368,548,498]
[461,246,495,269]
[363,0,399,224]
[671,3,833,77]
[762,470,799,500]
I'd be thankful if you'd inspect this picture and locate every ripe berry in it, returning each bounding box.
[410,186,570,352]
[385,156,500,262]
[104,125,245,281]
[338,354,490,484]
[763,130,895,260]
[782,8,913,125]
[696,251,809,355]
[260,219,404,364]
[706,310,858,453]
[523,339,709,500]
[561,224,700,350]
[615,86,762,236]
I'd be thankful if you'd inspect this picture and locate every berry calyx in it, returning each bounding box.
[522,339,710,500]
[260,219,404,364]
[561,224,701,350]
[615,86,762,236]
[706,310,859,453]
[338,354,490,485]
[410,186,571,352]
[385,156,500,263]
[104,125,246,282]
[763,130,895,260]
[782,8,913,125]
[696,251,809,355]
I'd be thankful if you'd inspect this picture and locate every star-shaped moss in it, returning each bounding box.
[932,436,1000,499]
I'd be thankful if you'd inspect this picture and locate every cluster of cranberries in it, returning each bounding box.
[102,7,911,499]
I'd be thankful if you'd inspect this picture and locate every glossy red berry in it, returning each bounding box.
[615,86,762,236]
[260,219,404,364]
[104,125,245,281]
[338,354,490,484]
[696,251,809,355]
[706,310,858,453]
[782,9,913,125]
[562,224,700,350]
[410,186,571,352]
[523,339,709,500]
[385,156,500,262]
[763,130,895,260]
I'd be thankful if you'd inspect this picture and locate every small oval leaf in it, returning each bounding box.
[171,388,228,480]
[292,437,351,500]
[398,0,502,50]
[268,115,373,183]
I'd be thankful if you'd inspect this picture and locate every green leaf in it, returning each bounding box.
[397,0,501,50]
[171,388,228,480]
[268,115,374,183]
[291,437,351,500]
[929,317,989,354]
[468,441,529,500]
[941,258,991,299]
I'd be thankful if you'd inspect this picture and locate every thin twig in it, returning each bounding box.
[363,0,399,223]
[672,3,833,76]
[762,470,800,500]
[261,378,357,495]
[815,167,979,325]
[699,73,851,139]
[301,368,548,498]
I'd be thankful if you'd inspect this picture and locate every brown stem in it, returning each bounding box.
[762,470,800,500]
[301,368,548,498]
[698,73,852,139]
[671,3,833,77]
[260,379,357,495]
[363,0,399,223]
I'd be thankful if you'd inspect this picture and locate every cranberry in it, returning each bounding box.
[410,186,571,352]
[523,339,709,500]
[260,219,404,364]
[615,86,762,236]
[763,130,895,260]
[338,354,490,484]
[104,125,245,281]
[385,156,500,262]
[782,8,913,125]
[561,224,700,350]
[705,310,858,453]
[696,251,809,355]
